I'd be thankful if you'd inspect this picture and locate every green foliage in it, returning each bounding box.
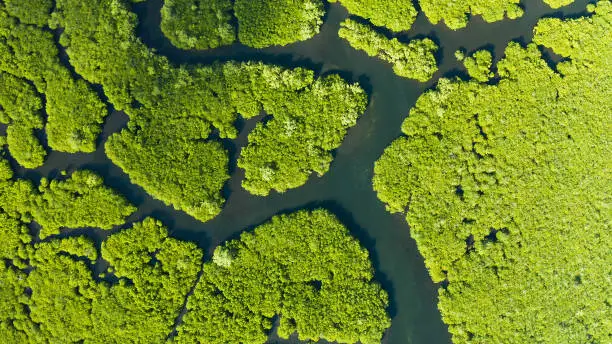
[6,125,46,169]
[0,72,46,168]
[329,0,417,32]
[53,0,365,206]
[4,0,53,27]
[0,214,203,343]
[372,3,612,342]
[0,169,135,238]
[106,117,230,222]
[0,4,108,153]
[463,49,494,82]
[238,74,367,196]
[45,69,108,153]
[33,170,137,238]
[0,157,12,180]
[454,49,466,61]
[92,218,203,343]
[234,0,324,48]
[160,0,235,50]
[177,209,391,344]
[339,19,439,81]
[1,201,387,343]
[543,0,575,8]
[419,0,524,30]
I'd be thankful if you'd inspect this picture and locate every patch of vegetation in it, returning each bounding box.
[329,0,417,32]
[543,0,576,8]
[460,49,494,82]
[160,0,235,50]
[0,72,46,168]
[178,209,391,344]
[372,2,611,342]
[4,0,53,27]
[419,0,524,30]
[339,19,438,81]
[0,215,203,342]
[53,0,365,212]
[237,74,367,196]
[0,168,136,238]
[234,0,325,48]
[106,117,230,222]
[0,3,108,153]
[0,172,389,343]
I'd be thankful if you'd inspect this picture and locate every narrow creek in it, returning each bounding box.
[9,1,591,343]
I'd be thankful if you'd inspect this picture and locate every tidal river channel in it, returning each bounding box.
[11,1,591,343]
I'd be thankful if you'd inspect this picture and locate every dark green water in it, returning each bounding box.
[9,1,591,343]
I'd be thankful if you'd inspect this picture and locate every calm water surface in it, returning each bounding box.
[10,1,591,343]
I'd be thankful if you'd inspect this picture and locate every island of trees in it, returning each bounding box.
[455,49,494,82]
[160,0,325,49]
[0,0,608,343]
[0,2,108,153]
[329,0,418,32]
[178,209,390,344]
[0,158,390,343]
[338,19,439,81]
[50,0,367,219]
[373,2,610,342]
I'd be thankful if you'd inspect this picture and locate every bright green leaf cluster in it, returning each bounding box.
[106,116,229,222]
[160,0,235,50]
[234,0,325,48]
[0,72,46,168]
[373,2,611,342]
[238,74,367,195]
[339,19,439,81]
[0,214,203,343]
[329,0,417,32]
[0,168,135,238]
[92,218,204,343]
[178,209,391,344]
[462,49,494,82]
[543,0,576,8]
[4,0,53,27]
[419,0,524,30]
[0,4,108,153]
[53,0,365,214]
[1,180,389,344]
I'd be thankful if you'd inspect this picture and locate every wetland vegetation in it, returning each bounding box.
[0,0,608,343]
[373,2,611,342]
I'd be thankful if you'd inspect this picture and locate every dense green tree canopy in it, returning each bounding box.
[106,116,230,221]
[160,0,235,50]
[543,0,576,8]
[238,74,367,195]
[419,0,525,29]
[0,72,46,168]
[373,2,611,342]
[161,0,324,49]
[53,0,365,214]
[461,49,494,82]
[178,209,391,344]
[0,4,108,153]
[4,0,53,27]
[339,19,439,81]
[0,166,390,343]
[235,0,325,48]
[0,212,204,343]
[0,167,135,238]
[329,0,418,32]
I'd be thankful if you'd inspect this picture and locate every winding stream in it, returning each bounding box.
[9,1,592,343]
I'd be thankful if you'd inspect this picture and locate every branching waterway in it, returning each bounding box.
[6,0,591,343]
